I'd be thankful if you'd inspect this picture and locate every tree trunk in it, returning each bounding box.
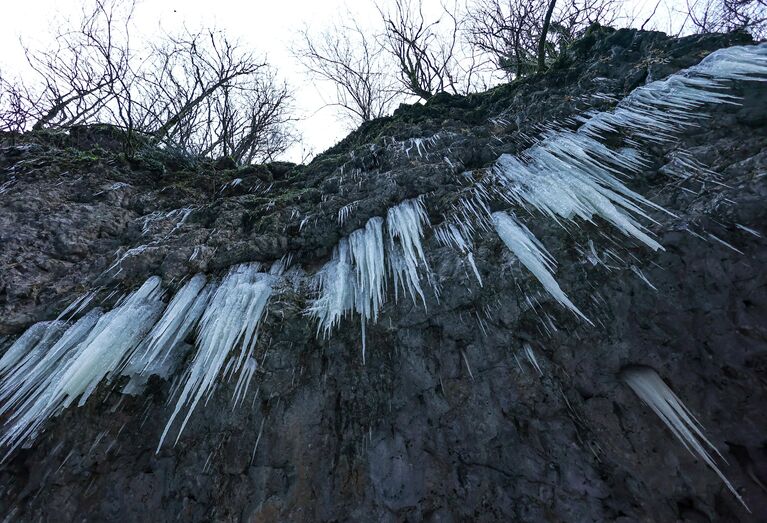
[538,0,557,73]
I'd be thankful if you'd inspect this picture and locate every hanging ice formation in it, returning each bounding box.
[0,263,280,455]
[0,313,101,418]
[434,222,483,286]
[492,141,665,251]
[303,46,767,336]
[307,237,354,336]
[0,43,764,496]
[492,212,591,323]
[473,44,767,319]
[309,217,385,342]
[121,274,214,394]
[159,263,277,449]
[0,321,66,376]
[523,343,544,376]
[0,277,166,457]
[309,198,432,359]
[387,197,432,306]
[622,366,748,511]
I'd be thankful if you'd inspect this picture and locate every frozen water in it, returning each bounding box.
[159,264,276,449]
[492,212,591,323]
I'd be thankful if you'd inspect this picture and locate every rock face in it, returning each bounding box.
[1,27,766,522]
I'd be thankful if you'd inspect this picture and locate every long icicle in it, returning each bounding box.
[622,366,748,511]
[492,212,591,323]
[158,264,275,450]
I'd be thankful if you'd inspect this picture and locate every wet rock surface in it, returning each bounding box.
[0,28,766,522]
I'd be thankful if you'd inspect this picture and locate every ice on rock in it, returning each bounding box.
[0,311,101,416]
[349,218,386,363]
[2,42,762,468]
[309,200,432,357]
[307,45,767,340]
[493,139,664,251]
[56,277,166,408]
[387,198,432,306]
[486,45,767,263]
[435,222,483,286]
[0,310,103,456]
[0,277,165,457]
[492,212,591,323]
[122,274,213,393]
[349,217,386,325]
[523,343,543,376]
[309,217,386,333]
[0,321,66,376]
[159,264,276,449]
[309,238,356,338]
[309,216,386,362]
[622,366,748,510]
[582,44,767,142]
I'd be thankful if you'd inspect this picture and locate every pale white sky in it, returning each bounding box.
[0,0,673,162]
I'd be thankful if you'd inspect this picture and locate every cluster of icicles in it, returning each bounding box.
[1,43,765,507]
[309,197,433,364]
[0,263,282,458]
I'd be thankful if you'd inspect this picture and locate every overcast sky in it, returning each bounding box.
[0,0,669,162]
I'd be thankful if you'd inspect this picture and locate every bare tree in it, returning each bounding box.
[538,0,558,71]
[683,0,767,37]
[294,19,402,126]
[144,31,265,143]
[466,0,541,78]
[21,0,134,131]
[379,0,471,99]
[135,29,296,163]
[0,0,297,164]
[0,73,41,133]
[198,70,295,164]
[466,0,620,78]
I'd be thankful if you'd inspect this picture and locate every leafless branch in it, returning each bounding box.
[294,18,403,125]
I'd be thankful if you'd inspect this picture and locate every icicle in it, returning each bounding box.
[0,310,102,418]
[309,199,432,352]
[360,317,366,365]
[523,343,543,376]
[159,264,275,450]
[60,277,165,408]
[460,349,474,381]
[630,265,658,291]
[622,366,748,511]
[338,201,360,226]
[435,222,483,286]
[54,290,97,322]
[735,224,762,238]
[121,274,213,394]
[707,232,744,254]
[231,357,258,409]
[350,217,386,324]
[484,45,767,260]
[308,239,356,338]
[0,321,66,376]
[251,416,266,463]
[1,277,165,458]
[308,215,385,353]
[387,198,431,306]
[582,44,767,143]
[493,145,664,251]
[492,212,591,323]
